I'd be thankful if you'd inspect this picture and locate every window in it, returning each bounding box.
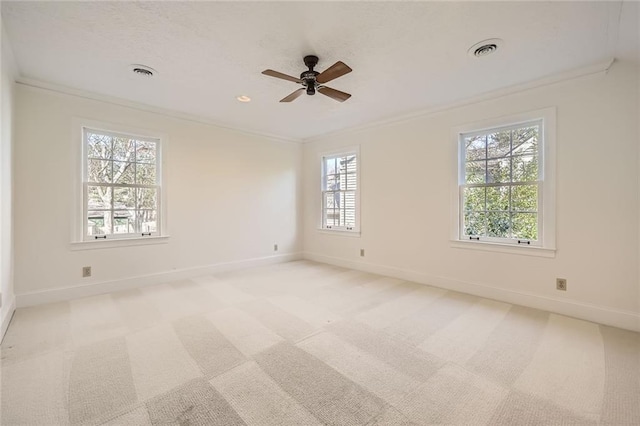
[455,108,556,252]
[82,127,162,241]
[321,150,359,232]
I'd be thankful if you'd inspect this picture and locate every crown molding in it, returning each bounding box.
[15,57,615,145]
[302,57,616,143]
[14,77,302,144]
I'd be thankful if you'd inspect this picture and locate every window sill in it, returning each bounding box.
[317,228,361,238]
[70,235,170,251]
[450,239,555,258]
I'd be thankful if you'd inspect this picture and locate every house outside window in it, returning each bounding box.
[321,149,360,233]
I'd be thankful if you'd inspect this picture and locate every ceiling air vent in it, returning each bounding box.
[468,39,503,58]
[129,64,156,77]
[474,44,497,57]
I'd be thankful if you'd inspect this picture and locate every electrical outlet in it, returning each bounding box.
[360,249,365,257]
[556,278,567,291]
[274,244,278,252]
[82,266,92,278]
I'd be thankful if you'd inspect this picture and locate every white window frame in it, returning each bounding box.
[451,108,556,257]
[319,147,361,234]
[71,119,169,250]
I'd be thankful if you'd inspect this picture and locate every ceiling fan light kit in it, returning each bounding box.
[262,55,353,103]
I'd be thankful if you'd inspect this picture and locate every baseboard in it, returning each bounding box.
[1,295,16,343]
[16,252,302,308]
[303,252,640,332]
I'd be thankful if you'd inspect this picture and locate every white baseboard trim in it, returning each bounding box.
[1,295,16,343]
[303,252,640,332]
[16,252,303,308]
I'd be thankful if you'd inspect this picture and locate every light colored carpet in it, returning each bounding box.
[1,260,638,425]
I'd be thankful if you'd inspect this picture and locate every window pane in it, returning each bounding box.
[345,155,357,174]
[486,185,510,211]
[486,158,510,183]
[114,211,135,234]
[114,187,135,210]
[113,137,136,162]
[344,192,356,226]
[512,155,538,182]
[88,159,112,183]
[344,191,355,208]
[512,125,539,156]
[136,140,157,163]
[512,185,537,211]
[512,213,538,240]
[136,163,156,185]
[325,157,336,175]
[88,186,111,209]
[465,136,486,161]
[113,161,135,184]
[463,187,485,211]
[338,156,351,174]
[137,188,157,210]
[487,130,510,159]
[324,209,339,226]
[464,211,486,236]
[325,174,338,191]
[344,214,355,227]
[324,192,337,209]
[87,211,112,235]
[465,161,485,184]
[487,212,510,238]
[345,172,357,190]
[137,210,157,232]
[86,133,112,159]
[338,174,349,191]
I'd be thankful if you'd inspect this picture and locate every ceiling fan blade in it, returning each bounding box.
[280,88,305,102]
[262,69,302,83]
[316,61,352,84]
[318,86,351,102]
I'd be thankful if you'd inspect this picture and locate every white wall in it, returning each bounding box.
[13,85,302,302]
[302,60,640,331]
[1,17,17,339]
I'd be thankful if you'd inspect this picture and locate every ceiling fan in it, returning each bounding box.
[262,55,352,103]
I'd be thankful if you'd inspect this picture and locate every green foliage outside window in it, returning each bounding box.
[462,124,540,241]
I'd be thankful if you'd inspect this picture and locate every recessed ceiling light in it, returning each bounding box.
[468,39,504,58]
[129,64,156,77]
[237,95,251,103]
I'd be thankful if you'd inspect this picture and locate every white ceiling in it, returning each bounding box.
[1,1,636,141]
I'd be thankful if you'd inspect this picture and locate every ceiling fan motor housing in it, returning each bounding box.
[301,71,319,95]
[302,55,320,95]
